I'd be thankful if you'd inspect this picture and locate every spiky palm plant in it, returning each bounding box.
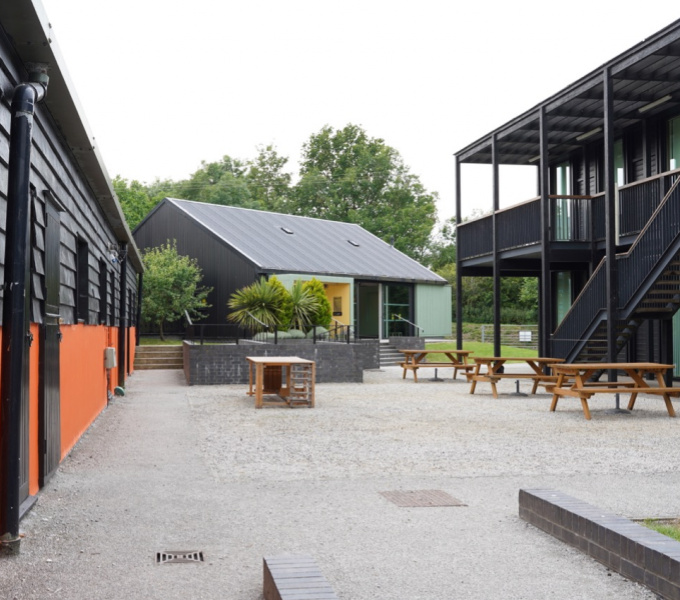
[227,276,284,332]
[288,280,319,330]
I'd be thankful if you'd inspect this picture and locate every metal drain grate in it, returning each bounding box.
[155,551,204,565]
[379,490,467,507]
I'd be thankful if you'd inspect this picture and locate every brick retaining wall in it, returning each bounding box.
[183,339,380,386]
[519,488,680,599]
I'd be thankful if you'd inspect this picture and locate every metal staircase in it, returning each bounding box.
[553,176,680,362]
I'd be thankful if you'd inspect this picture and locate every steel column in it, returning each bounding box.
[539,107,552,358]
[455,156,463,350]
[603,67,618,376]
[492,135,501,358]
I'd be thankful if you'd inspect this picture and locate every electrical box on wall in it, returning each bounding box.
[104,347,117,369]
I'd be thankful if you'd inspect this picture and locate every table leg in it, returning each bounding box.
[549,373,564,412]
[255,363,264,409]
[654,372,676,417]
[580,396,592,420]
[490,380,498,399]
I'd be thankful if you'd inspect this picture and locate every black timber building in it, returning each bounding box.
[456,18,680,377]
[134,198,451,339]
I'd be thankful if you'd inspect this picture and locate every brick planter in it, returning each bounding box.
[519,488,680,599]
[183,339,379,385]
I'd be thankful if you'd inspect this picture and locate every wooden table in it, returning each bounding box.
[399,349,473,382]
[549,362,678,420]
[246,356,315,408]
[468,357,564,398]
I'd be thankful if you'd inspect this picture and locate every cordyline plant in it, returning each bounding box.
[227,276,324,332]
[227,276,285,332]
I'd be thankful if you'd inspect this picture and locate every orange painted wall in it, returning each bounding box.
[59,325,111,459]
[0,323,135,495]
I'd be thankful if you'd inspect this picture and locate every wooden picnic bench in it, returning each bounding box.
[399,349,474,382]
[468,356,564,398]
[549,362,679,420]
[263,554,339,600]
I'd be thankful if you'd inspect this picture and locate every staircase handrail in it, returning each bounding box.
[392,315,424,336]
[552,173,680,359]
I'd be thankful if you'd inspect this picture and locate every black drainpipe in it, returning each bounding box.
[118,243,128,388]
[0,67,49,556]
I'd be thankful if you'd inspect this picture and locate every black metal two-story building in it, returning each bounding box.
[456,19,680,375]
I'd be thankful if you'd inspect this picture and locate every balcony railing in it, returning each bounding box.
[458,196,591,260]
[458,170,680,261]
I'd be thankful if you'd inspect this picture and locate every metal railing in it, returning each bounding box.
[552,172,680,360]
[389,315,424,337]
[457,195,593,261]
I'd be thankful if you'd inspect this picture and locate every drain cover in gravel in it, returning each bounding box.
[156,551,204,565]
[379,490,466,507]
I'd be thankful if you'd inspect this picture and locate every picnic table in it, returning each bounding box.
[399,349,474,382]
[246,356,315,408]
[549,362,678,420]
[468,356,564,398]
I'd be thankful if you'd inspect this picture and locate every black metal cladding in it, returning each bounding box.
[133,202,260,326]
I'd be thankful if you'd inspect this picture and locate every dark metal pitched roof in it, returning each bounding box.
[456,19,680,167]
[166,198,446,284]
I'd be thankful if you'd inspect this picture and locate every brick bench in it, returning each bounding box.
[519,488,680,600]
[263,554,338,600]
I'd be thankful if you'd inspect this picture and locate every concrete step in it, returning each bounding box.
[379,344,403,367]
[135,345,184,370]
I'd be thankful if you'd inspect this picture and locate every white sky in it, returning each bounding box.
[38,0,680,223]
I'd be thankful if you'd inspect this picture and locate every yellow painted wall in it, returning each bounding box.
[325,283,351,326]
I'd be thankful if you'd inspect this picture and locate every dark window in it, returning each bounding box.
[98,259,107,324]
[76,239,89,322]
[108,269,115,325]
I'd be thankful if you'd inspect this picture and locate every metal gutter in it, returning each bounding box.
[0,0,144,273]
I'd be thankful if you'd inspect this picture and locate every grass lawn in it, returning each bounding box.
[426,340,538,359]
[643,519,680,543]
[139,337,183,346]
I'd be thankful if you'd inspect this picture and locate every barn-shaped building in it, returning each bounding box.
[134,198,451,339]
[0,0,143,550]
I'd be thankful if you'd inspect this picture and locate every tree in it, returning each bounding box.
[428,217,457,271]
[175,156,254,208]
[290,124,439,261]
[245,145,293,212]
[141,241,212,340]
[302,278,332,329]
[113,176,157,230]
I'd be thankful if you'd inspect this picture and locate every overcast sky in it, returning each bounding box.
[39,0,680,222]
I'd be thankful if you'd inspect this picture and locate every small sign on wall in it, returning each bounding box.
[519,331,532,342]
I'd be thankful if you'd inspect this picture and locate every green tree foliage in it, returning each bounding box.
[174,156,254,208]
[245,145,292,212]
[302,278,332,328]
[267,276,292,329]
[291,124,438,262]
[428,217,457,271]
[141,241,212,340]
[113,176,158,231]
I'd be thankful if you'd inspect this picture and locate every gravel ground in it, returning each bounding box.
[2,366,679,599]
